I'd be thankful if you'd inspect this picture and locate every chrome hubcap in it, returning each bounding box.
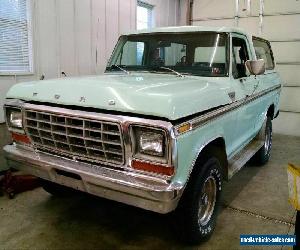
[198,176,217,226]
[264,126,272,154]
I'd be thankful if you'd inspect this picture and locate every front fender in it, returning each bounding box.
[172,124,226,186]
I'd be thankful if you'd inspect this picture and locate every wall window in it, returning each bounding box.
[137,1,153,30]
[0,0,32,74]
[136,1,153,64]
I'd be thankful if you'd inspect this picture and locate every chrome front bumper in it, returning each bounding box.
[3,144,183,213]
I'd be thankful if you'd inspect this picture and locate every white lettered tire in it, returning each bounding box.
[174,156,223,244]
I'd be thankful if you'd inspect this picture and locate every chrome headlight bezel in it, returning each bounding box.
[7,108,23,128]
[4,100,25,134]
[130,125,169,164]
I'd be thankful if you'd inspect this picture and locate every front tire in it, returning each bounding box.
[175,156,223,244]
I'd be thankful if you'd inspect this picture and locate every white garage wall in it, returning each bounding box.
[192,0,300,136]
[0,0,180,123]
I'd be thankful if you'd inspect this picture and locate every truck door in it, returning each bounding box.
[231,33,259,147]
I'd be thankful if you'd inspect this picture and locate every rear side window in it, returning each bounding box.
[252,38,275,70]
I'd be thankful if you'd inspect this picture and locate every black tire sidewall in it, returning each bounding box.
[177,157,223,243]
[195,158,222,237]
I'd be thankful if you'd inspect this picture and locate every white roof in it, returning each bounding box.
[123,25,250,36]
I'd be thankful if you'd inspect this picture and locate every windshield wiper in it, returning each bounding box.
[158,67,184,78]
[110,64,130,75]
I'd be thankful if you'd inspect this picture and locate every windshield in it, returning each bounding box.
[106,32,228,77]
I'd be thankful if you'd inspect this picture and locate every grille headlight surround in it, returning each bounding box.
[131,126,168,164]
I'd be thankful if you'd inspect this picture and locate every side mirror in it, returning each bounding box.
[245,59,265,76]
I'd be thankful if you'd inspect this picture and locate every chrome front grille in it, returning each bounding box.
[24,109,124,165]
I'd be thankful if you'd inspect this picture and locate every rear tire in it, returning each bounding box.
[174,156,223,244]
[40,179,75,197]
[253,117,272,165]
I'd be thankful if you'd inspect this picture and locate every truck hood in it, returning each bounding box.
[6,73,232,120]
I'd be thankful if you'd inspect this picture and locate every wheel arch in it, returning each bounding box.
[189,136,229,182]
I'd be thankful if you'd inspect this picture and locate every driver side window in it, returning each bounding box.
[232,37,250,79]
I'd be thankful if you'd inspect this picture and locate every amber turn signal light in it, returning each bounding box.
[11,132,31,144]
[131,160,174,176]
[177,123,191,134]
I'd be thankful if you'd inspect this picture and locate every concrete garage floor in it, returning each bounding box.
[0,123,299,250]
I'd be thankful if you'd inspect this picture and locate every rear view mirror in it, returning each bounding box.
[158,41,172,47]
[245,59,265,76]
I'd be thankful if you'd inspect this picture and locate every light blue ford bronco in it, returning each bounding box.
[3,26,281,243]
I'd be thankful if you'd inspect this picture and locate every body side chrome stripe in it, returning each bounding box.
[175,84,281,136]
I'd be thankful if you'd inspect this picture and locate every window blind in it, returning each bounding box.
[0,0,32,73]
